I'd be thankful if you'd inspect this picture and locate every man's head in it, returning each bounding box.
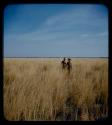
[68,58,71,62]
[63,57,66,61]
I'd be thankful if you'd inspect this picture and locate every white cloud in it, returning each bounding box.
[98,32,108,36]
[81,34,89,37]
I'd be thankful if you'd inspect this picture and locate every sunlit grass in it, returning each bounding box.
[4,58,108,121]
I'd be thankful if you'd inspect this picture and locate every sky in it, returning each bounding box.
[4,4,108,57]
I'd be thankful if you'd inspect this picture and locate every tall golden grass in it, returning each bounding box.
[4,58,108,121]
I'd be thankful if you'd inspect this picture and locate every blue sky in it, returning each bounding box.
[4,4,108,57]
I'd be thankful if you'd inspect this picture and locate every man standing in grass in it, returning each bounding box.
[66,58,72,74]
[61,57,66,70]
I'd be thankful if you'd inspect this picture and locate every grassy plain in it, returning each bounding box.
[4,58,108,121]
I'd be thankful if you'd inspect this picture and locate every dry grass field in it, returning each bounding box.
[4,58,108,121]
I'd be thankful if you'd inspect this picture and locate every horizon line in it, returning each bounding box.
[4,57,108,58]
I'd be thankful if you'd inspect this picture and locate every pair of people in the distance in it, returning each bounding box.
[61,57,72,74]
